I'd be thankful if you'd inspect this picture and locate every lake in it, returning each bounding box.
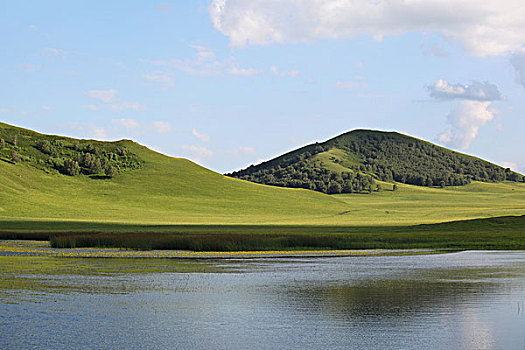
[1,251,525,349]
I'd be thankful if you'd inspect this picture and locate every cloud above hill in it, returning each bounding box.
[510,49,525,89]
[429,79,500,150]
[210,0,525,56]
[428,80,501,101]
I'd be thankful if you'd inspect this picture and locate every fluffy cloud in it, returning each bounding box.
[43,47,66,57]
[85,89,145,112]
[428,80,501,101]
[229,66,261,76]
[192,128,211,142]
[65,122,109,140]
[237,146,256,155]
[151,45,260,77]
[270,65,299,77]
[500,161,518,171]
[510,49,525,89]
[438,100,495,150]
[143,71,174,87]
[210,0,525,56]
[87,89,119,103]
[152,121,172,133]
[430,79,500,150]
[112,118,140,128]
[181,145,213,163]
[334,76,367,90]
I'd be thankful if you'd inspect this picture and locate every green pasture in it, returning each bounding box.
[1,146,525,225]
[1,122,525,250]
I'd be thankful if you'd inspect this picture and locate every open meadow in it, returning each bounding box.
[1,123,525,250]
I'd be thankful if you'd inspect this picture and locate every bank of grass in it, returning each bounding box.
[1,123,525,226]
[1,215,522,251]
[1,123,525,252]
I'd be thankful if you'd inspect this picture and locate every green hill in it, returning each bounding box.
[1,122,524,226]
[0,122,346,224]
[1,122,525,251]
[227,129,524,194]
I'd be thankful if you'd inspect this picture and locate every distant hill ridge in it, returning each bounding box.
[226,129,524,194]
[0,122,142,178]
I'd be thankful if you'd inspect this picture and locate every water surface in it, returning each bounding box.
[1,251,525,349]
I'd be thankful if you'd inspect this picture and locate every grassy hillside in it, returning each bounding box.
[0,122,347,224]
[1,122,525,227]
[228,129,524,193]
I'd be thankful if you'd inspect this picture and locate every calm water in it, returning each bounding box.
[1,251,525,349]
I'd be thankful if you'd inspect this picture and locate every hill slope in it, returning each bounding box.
[227,129,524,194]
[0,122,346,224]
[1,122,524,227]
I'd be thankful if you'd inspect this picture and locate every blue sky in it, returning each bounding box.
[1,1,524,173]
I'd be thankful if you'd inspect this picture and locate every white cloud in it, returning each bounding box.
[91,126,109,139]
[270,65,299,77]
[152,121,172,133]
[87,89,119,103]
[221,146,257,157]
[151,46,260,77]
[41,106,56,111]
[43,47,66,57]
[501,161,518,171]
[143,71,174,87]
[510,48,525,89]
[0,107,29,115]
[437,100,495,150]
[428,80,501,101]
[85,89,145,112]
[210,0,525,56]
[65,122,109,140]
[430,79,500,150]
[192,128,211,142]
[181,145,213,163]
[112,118,140,128]
[229,66,261,76]
[27,25,37,30]
[334,77,367,89]
[237,146,256,155]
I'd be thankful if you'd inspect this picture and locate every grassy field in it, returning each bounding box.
[1,215,524,251]
[1,123,525,251]
[2,146,525,225]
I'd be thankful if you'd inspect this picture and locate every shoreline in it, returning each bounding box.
[0,240,454,259]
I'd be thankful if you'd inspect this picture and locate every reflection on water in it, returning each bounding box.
[1,251,525,349]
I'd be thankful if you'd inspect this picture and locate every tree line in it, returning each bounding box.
[0,129,141,178]
[227,130,524,193]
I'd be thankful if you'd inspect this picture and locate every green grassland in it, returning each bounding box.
[1,122,525,251]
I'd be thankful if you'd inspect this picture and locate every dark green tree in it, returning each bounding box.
[105,165,117,178]
[36,140,54,155]
[11,150,20,163]
[327,181,342,194]
[61,159,80,176]
[89,158,102,174]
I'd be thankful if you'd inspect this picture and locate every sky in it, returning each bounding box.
[1,0,525,174]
